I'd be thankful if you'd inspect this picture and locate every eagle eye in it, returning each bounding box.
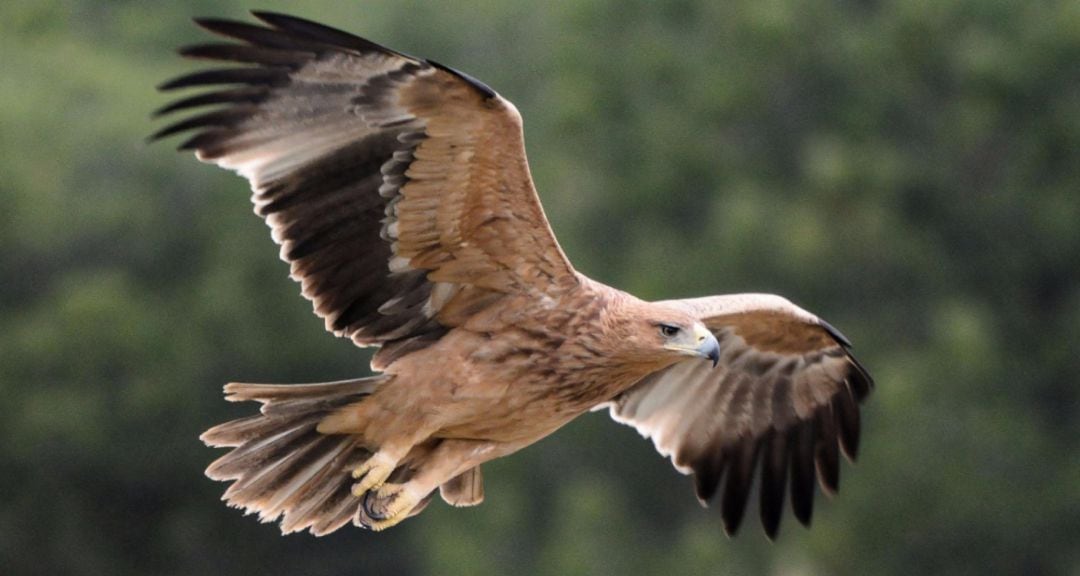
[659,323,680,338]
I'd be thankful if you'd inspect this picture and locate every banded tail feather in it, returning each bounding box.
[200,377,384,535]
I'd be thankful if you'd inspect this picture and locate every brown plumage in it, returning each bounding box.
[153,12,873,538]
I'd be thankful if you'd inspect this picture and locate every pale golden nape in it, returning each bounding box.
[157,12,873,539]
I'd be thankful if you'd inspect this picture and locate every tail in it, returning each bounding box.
[200,376,384,536]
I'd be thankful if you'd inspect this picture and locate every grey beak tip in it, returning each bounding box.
[700,336,721,368]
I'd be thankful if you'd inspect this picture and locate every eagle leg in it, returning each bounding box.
[358,439,501,529]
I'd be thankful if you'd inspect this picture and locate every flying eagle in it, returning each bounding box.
[152,12,872,539]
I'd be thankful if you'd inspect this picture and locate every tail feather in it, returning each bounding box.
[201,377,378,446]
[282,447,370,535]
[200,376,385,535]
[223,378,378,404]
[308,455,372,535]
[206,417,321,479]
[220,433,339,506]
[200,413,283,448]
[239,437,353,522]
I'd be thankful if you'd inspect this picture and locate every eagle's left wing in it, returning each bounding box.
[151,12,578,369]
[599,294,872,539]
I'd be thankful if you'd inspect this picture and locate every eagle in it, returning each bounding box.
[152,12,873,539]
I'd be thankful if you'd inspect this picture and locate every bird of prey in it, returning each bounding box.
[152,12,872,538]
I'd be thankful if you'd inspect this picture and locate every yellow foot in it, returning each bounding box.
[350,452,398,497]
[357,483,425,531]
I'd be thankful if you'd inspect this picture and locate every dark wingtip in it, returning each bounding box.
[151,87,267,118]
[250,10,406,58]
[144,129,195,149]
[146,123,183,142]
[156,76,180,92]
[846,355,875,401]
[790,424,816,527]
[819,319,853,348]
[759,429,789,541]
[250,10,307,26]
[693,474,718,507]
[248,11,494,99]
[719,442,760,538]
[249,10,317,33]
[821,319,875,402]
[192,15,224,29]
[721,515,741,538]
[690,450,725,505]
[834,386,863,461]
[427,59,497,99]
[762,517,781,541]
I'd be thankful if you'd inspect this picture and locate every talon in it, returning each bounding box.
[349,452,396,497]
[357,483,423,531]
[362,490,389,521]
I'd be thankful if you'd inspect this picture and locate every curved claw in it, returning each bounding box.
[356,483,425,531]
[362,489,391,521]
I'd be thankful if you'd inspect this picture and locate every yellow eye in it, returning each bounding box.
[659,324,680,338]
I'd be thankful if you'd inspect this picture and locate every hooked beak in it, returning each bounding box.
[667,323,721,367]
[693,323,721,367]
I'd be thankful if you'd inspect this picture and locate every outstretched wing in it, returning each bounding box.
[152,12,576,368]
[600,294,872,539]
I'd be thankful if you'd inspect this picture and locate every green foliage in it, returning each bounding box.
[2,1,1077,574]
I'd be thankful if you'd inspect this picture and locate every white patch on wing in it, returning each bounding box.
[378,297,404,314]
[200,52,427,190]
[388,255,412,274]
[424,283,458,318]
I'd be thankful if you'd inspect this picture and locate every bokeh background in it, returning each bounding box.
[2,1,1078,574]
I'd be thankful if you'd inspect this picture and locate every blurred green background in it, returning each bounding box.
[2,0,1078,574]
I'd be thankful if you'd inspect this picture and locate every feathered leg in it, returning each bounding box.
[356,439,499,530]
